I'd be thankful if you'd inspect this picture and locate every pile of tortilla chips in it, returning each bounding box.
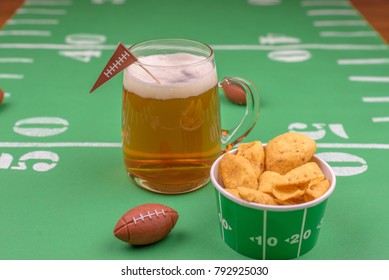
[219,132,330,206]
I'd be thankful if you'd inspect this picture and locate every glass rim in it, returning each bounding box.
[128,38,214,68]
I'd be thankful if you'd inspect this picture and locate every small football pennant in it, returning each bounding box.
[89,42,138,93]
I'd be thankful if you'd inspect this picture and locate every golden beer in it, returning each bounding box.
[121,39,260,194]
[122,51,221,193]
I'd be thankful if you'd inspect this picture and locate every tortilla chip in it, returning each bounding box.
[305,178,330,200]
[284,162,325,186]
[265,132,316,175]
[271,184,305,201]
[226,188,240,198]
[237,141,265,178]
[238,187,278,205]
[258,171,286,194]
[219,153,258,189]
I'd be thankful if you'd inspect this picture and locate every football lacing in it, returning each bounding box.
[132,209,166,224]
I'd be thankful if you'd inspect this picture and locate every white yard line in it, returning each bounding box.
[338,58,389,65]
[317,143,389,149]
[0,142,122,148]
[0,58,34,63]
[0,30,52,36]
[320,31,377,37]
[297,209,307,258]
[1,142,389,149]
[349,76,389,82]
[17,8,67,15]
[301,1,350,7]
[25,0,72,6]
[362,97,389,103]
[314,20,367,27]
[2,43,386,51]
[218,193,225,242]
[372,117,389,123]
[307,9,358,16]
[212,44,388,51]
[6,19,59,25]
[0,74,24,79]
[262,211,267,260]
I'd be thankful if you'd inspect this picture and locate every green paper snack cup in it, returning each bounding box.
[210,149,336,260]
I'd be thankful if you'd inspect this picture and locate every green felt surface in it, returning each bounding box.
[1,0,389,260]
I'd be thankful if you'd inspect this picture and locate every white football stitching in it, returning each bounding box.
[132,209,166,225]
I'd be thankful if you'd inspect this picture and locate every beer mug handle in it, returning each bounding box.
[219,77,260,152]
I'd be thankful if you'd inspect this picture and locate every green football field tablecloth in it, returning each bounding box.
[0,0,389,260]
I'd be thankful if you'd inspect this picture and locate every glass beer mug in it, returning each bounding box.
[122,38,259,194]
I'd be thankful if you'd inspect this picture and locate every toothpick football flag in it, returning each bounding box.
[89,42,138,93]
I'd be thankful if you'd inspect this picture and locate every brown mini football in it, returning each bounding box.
[223,83,246,105]
[0,88,4,105]
[113,203,179,245]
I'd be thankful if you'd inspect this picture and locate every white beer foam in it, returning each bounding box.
[123,53,218,100]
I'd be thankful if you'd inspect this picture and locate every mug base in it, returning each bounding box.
[129,174,210,194]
